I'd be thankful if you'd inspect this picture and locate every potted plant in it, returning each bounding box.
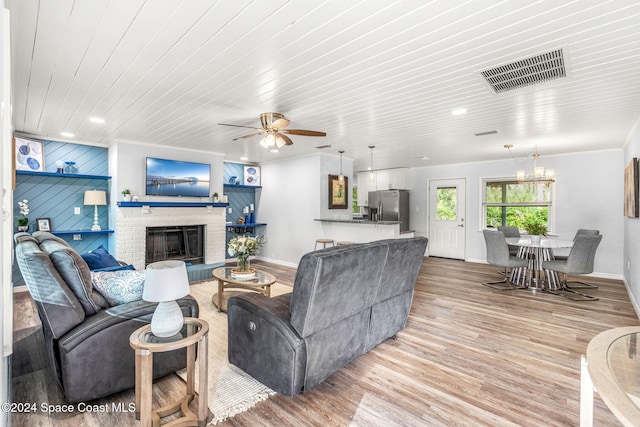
[121,189,132,202]
[16,199,29,231]
[212,192,219,202]
[523,218,547,243]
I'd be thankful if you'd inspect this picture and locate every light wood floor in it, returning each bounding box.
[11,257,639,426]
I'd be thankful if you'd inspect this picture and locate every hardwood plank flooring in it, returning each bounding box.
[11,257,638,426]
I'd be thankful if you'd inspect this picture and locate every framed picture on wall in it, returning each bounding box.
[328,174,348,209]
[36,218,52,231]
[625,157,639,217]
[15,137,44,172]
[244,165,261,186]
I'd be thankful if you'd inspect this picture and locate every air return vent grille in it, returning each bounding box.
[480,48,567,93]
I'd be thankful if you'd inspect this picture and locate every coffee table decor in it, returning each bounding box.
[227,235,264,281]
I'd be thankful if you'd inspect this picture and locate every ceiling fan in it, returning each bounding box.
[218,112,326,149]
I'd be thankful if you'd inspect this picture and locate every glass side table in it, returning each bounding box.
[584,326,640,427]
[129,317,209,427]
[211,267,276,312]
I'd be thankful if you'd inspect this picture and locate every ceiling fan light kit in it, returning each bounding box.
[219,112,326,150]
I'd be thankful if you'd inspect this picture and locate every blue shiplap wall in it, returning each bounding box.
[13,138,111,286]
[223,162,263,259]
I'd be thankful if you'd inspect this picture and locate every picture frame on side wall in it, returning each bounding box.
[36,218,51,232]
[328,174,348,209]
[624,157,638,217]
[15,137,44,172]
[244,165,261,186]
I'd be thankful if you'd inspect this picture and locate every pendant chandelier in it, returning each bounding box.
[368,145,375,182]
[504,144,555,183]
[338,150,345,184]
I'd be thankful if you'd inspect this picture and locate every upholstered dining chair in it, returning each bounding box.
[542,234,602,301]
[497,226,520,256]
[552,229,600,289]
[482,230,528,290]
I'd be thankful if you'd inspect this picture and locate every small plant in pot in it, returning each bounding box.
[212,192,219,202]
[524,219,547,242]
[121,189,132,202]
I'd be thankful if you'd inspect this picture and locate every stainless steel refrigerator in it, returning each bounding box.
[368,190,410,232]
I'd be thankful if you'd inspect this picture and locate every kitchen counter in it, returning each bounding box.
[314,218,414,243]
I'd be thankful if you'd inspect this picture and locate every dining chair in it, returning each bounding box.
[542,234,602,301]
[482,230,528,290]
[497,226,520,256]
[553,229,600,289]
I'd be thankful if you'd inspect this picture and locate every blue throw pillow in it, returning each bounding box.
[81,245,121,270]
[92,264,135,272]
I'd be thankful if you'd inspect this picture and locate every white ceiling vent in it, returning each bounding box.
[480,48,568,93]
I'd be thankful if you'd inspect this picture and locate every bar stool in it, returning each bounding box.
[314,239,334,250]
[337,241,356,246]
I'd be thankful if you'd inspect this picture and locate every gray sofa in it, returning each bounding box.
[13,231,199,403]
[227,236,428,396]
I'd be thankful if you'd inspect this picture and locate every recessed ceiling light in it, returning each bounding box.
[90,117,105,124]
[240,157,248,161]
[418,156,429,160]
[270,149,279,153]
[61,132,75,138]
[451,108,467,115]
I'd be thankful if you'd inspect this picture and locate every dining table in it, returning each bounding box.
[506,237,574,290]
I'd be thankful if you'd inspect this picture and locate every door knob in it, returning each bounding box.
[458,224,464,227]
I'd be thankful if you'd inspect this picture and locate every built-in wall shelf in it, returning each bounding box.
[118,201,228,208]
[16,170,112,180]
[51,230,115,236]
[223,184,262,189]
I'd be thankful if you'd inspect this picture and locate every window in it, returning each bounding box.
[436,187,457,221]
[482,179,554,231]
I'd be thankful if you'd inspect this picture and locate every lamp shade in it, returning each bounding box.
[143,260,190,302]
[83,190,106,206]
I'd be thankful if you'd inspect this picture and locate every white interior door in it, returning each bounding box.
[428,179,466,259]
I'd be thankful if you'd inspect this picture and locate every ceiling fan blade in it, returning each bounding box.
[232,131,265,141]
[281,129,326,137]
[279,133,294,146]
[219,123,264,131]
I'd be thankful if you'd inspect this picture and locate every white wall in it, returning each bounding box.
[108,140,226,250]
[409,149,623,277]
[1,6,9,426]
[259,152,353,266]
[624,122,640,315]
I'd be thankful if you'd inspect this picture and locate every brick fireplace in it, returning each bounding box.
[116,205,226,270]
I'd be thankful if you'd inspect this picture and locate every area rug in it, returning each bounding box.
[177,280,292,425]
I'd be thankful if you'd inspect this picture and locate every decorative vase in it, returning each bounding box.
[123,194,132,202]
[530,234,542,243]
[231,255,256,280]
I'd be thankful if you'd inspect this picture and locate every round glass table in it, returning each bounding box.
[586,326,640,426]
[211,267,276,312]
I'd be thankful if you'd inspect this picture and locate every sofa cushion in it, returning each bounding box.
[92,264,135,273]
[91,270,146,306]
[39,239,108,314]
[81,245,121,270]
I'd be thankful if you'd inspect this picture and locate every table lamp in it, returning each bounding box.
[143,260,190,337]
[83,189,106,231]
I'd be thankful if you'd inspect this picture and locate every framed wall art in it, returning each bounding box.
[328,174,348,209]
[244,165,261,186]
[624,157,639,218]
[36,218,52,231]
[15,137,44,172]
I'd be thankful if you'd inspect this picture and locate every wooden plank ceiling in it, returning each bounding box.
[8,0,640,171]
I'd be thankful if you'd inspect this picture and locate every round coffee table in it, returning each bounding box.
[211,267,276,312]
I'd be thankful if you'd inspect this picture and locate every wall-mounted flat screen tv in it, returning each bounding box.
[146,157,211,197]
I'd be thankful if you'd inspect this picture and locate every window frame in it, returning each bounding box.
[480,177,556,232]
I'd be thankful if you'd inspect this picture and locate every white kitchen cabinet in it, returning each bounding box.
[387,168,409,190]
[357,168,409,205]
[357,171,371,206]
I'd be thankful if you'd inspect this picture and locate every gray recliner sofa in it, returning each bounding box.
[13,231,199,403]
[227,237,428,396]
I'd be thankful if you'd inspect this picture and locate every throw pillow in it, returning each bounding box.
[91,270,146,306]
[92,264,135,273]
[81,245,121,270]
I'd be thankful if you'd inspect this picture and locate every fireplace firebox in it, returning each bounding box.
[146,225,205,266]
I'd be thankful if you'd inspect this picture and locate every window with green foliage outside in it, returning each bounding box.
[352,186,359,213]
[483,180,552,230]
[436,187,457,220]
